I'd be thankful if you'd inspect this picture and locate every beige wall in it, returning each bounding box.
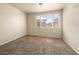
[27,10,62,38]
[0,4,27,45]
[63,3,79,54]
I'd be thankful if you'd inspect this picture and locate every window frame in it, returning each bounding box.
[35,12,61,29]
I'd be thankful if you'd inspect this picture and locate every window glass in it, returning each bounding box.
[36,13,60,28]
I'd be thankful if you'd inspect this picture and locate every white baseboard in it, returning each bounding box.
[0,38,17,46]
[64,39,79,54]
[0,35,27,46]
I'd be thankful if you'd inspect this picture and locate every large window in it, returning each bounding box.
[36,13,60,28]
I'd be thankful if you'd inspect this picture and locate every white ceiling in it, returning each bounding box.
[10,3,66,13]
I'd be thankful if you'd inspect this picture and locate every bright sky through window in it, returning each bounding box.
[36,13,60,28]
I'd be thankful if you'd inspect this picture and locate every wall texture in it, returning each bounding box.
[27,11,62,38]
[0,4,27,45]
[63,3,79,54]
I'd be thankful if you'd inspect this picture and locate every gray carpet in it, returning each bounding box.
[0,35,77,55]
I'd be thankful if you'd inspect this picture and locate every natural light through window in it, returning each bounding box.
[36,13,60,28]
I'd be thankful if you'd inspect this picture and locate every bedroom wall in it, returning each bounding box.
[0,4,27,45]
[63,3,79,54]
[27,10,62,38]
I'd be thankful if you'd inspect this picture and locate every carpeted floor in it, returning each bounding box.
[0,35,77,55]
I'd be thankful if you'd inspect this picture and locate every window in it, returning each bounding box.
[36,13,60,28]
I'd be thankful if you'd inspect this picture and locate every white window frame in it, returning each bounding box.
[35,13,61,28]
